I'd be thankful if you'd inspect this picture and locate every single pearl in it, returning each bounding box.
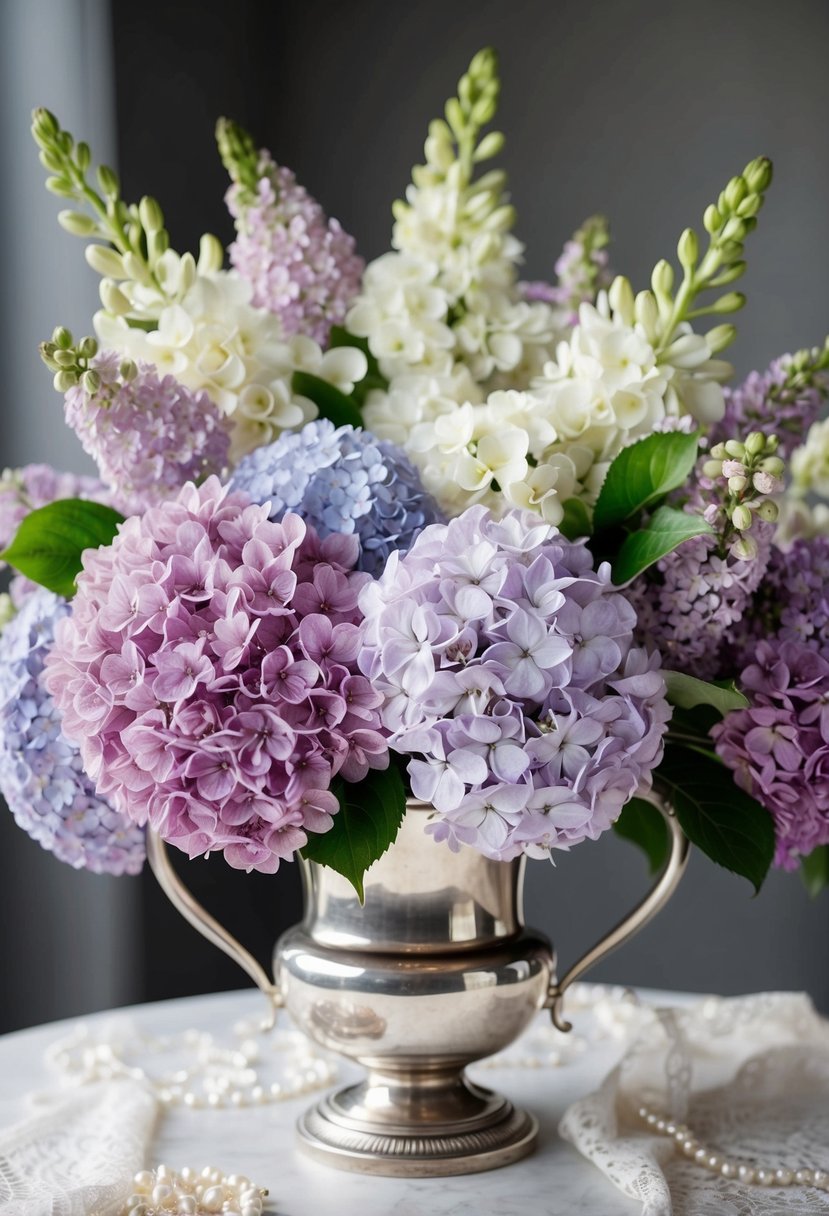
[682,1139,699,1157]
[665,1122,677,1136]
[177,1198,197,1215]
[737,1165,756,1184]
[720,1161,737,1179]
[207,1092,222,1108]
[694,1148,708,1166]
[756,1168,774,1186]
[179,1167,195,1186]
[654,1119,666,1133]
[151,1183,172,1206]
[775,1168,794,1186]
[201,1185,226,1212]
[706,1154,722,1171]
[814,1170,829,1189]
[795,1168,814,1185]
[133,1171,155,1191]
[242,1205,263,1216]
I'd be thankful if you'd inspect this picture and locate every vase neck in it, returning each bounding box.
[300,801,525,953]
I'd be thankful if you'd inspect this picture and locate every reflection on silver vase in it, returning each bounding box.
[148,795,689,1176]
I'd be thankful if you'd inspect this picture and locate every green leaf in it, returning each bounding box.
[663,671,748,716]
[613,797,670,873]
[0,499,124,597]
[291,371,363,428]
[801,846,829,898]
[655,745,775,893]
[301,764,407,901]
[558,497,592,540]
[593,430,701,531]
[612,505,713,584]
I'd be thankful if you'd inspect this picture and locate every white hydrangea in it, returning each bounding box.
[791,417,829,499]
[95,262,366,461]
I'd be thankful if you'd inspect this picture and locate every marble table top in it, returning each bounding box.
[0,985,697,1215]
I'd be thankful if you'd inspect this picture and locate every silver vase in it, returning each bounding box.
[148,797,687,1176]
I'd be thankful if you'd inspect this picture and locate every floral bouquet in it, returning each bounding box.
[2,48,828,903]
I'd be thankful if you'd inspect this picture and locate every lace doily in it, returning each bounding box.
[560,992,829,1215]
[0,1079,157,1216]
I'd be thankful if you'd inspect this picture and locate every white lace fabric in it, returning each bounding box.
[0,1079,157,1216]
[560,992,829,1215]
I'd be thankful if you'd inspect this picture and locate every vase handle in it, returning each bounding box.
[146,831,283,1027]
[546,795,690,1032]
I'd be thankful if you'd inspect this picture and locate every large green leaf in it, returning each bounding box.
[613,797,670,873]
[612,505,713,585]
[593,430,701,530]
[801,845,829,898]
[663,671,748,716]
[655,745,775,893]
[301,764,407,902]
[558,497,592,540]
[291,371,363,428]
[0,499,124,597]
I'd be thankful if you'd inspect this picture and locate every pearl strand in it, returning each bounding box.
[638,1104,829,1191]
[124,1164,266,1215]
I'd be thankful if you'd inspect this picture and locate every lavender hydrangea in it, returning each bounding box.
[63,353,230,514]
[0,589,145,874]
[225,149,364,345]
[358,506,670,861]
[230,419,445,576]
[714,639,829,869]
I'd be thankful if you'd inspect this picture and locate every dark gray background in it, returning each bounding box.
[0,0,827,1034]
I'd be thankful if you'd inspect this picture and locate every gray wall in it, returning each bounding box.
[0,0,827,1030]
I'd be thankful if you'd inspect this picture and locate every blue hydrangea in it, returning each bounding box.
[230,419,446,575]
[0,590,145,875]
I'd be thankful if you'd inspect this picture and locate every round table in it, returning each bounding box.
[0,985,695,1215]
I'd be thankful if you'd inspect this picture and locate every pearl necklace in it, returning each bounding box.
[124,1164,266,1215]
[638,1103,829,1191]
[45,1017,336,1110]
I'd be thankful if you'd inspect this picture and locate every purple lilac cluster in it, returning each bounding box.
[730,536,829,668]
[230,420,445,577]
[520,215,612,323]
[357,506,669,860]
[63,354,230,514]
[0,463,112,605]
[226,152,364,345]
[0,589,145,874]
[629,522,775,682]
[714,640,829,869]
[711,357,825,459]
[46,478,387,873]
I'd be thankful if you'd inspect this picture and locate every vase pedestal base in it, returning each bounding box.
[295,1069,538,1177]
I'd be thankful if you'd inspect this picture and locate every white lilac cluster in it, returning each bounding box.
[94,263,367,462]
[351,49,561,440]
[230,419,445,576]
[0,589,145,874]
[358,506,669,860]
[390,286,727,521]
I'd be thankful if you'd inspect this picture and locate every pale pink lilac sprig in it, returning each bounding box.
[358,505,670,861]
[226,152,364,345]
[63,353,230,514]
[45,477,387,873]
[713,639,829,869]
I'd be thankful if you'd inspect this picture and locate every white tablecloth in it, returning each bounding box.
[0,986,696,1216]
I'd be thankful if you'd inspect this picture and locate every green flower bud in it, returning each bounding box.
[122,251,153,285]
[706,324,737,354]
[756,500,779,523]
[45,176,75,198]
[81,369,101,395]
[471,95,497,126]
[721,216,748,243]
[57,210,98,237]
[119,359,138,382]
[38,342,59,370]
[709,292,746,315]
[761,456,785,478]
[718,240,744,262]
[677,227,699,269]
[138,195,165,233]
[724,175,748,211]
[99,279,131,316]
[474,130,505,161]
[96,164,120,198]
[736,195,762,219]
[634,290,659,337]
[608,276,634,324]
[710,262,746,287]
[702,459,724,479]
[52,348,77,368]
[710,442,727,459]
[31,107,59,141]
[764,434,780,454]
[53,369,78,393]
[743,156,773,194]
[52,326,73,349]
[39,148,64,173]
[731,504,753,532]
[744,431,766,457]
[78,336,98,360]
[444,97,464,136]
[732,534,758,561]
[725,439,746,459]
[148,230,170,263]
[198,233,224,274]
[85,244,126,279]
[703,204,722,234]
[75,141,91,173]
[651,259,674,296]
[728,474,749,494]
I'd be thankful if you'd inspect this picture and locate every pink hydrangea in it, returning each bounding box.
[45,478,387,873]
[357,506,670,861]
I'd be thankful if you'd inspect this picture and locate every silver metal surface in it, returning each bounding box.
[148,794,689,1176]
